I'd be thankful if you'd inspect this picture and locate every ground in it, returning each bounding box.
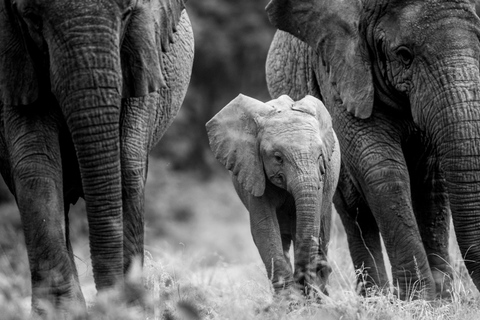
[1,157,480,319]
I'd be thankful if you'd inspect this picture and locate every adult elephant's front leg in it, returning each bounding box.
[407,145,452,298]
[335,110,435,300]
[4,104,85,313]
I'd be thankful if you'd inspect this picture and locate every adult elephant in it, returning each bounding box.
[266,0,480,300]
[0,0,193,314]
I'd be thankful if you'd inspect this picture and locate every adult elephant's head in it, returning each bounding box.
[267,0,480,291]
[0,0,185,289]
[207,94,336,292]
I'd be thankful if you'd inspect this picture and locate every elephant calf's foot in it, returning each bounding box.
[272,275,294,294]
[294,259,332,297]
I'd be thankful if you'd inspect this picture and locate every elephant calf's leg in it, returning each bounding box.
[334,172,388,295]
[234,183,293,292]
[5,106,85,313]
[250,210,293,292]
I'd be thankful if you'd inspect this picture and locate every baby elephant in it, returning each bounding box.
[206,94,340,294]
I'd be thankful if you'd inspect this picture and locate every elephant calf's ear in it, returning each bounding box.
[296,95,336,161]
[266,0,374,119]
[206,94,274,197]
[0,1,39,105]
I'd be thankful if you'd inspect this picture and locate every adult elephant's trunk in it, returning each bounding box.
[49,16,124,290]
[423,58,480,291]
[290,173,326,292]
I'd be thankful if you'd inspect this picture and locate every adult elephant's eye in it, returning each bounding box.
[23,11,42,32]
[122,6,133,21]
[274,153,283,164]
[396,46,413,66]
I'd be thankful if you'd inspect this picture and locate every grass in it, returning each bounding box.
[1,158,480,319]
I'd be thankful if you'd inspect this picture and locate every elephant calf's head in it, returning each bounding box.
[206,94,335,197]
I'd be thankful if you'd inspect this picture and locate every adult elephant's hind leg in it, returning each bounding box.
[120,11,194,274]
[4,104,85,313]
[334,168,388,296]
[120,94,158,274]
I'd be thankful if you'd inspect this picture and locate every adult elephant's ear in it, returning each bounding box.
[266,0,374,119]
[206,95,274,197]
[293,95,335,162]
[121,0,186,97]
[0,0,39,105]
[156,0,187,52]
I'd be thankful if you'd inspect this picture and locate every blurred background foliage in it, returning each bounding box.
[151,0,275,175]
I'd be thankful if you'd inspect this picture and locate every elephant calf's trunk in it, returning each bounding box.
[291,176,329,293]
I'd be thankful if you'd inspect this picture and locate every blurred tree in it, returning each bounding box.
[151,0,275,176]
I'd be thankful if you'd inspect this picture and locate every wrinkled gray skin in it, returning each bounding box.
[206,94,340,294]
[0,0,193,314]
[266,0,480,300]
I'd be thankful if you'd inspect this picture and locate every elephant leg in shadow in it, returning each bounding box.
[405,136,453,299]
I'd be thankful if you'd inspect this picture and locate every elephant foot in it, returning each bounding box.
[432,268,453,300]
[31,272,86,318]
[272,276,294,293]
[392,275,436,301]
[32,293,87,319]
[354,266,390,297]
[293,258,332,298]
[273,286,322,313]
[355,281,389,298]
